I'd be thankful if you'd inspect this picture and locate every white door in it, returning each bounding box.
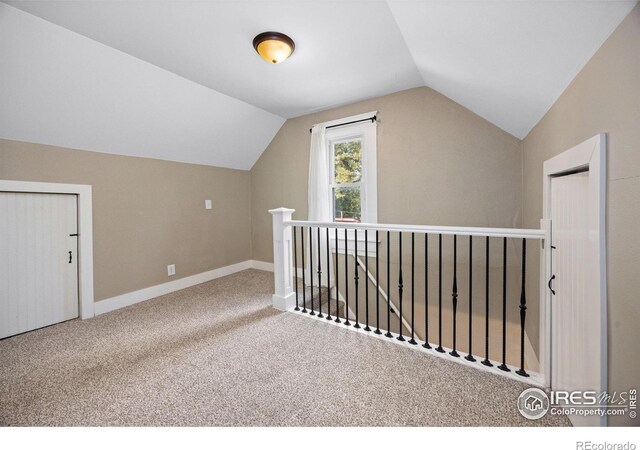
[550,171,601,426]
[0,192,79,339]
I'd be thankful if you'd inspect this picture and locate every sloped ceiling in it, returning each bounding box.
[387,0,637,139]
[1,1,636,169]
[0,3,284,170]
[3,1,424,119]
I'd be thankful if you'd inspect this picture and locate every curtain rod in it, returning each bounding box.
[309,115,377,133]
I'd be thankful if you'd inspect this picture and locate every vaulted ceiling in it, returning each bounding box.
[1,1,636,169]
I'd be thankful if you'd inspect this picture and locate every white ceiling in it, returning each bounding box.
[1,0,636,168]
[0,3,284,170]
[4,0,424,119]
[388,0,637,138]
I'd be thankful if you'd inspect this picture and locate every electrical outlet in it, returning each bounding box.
[167,264,175,276]
[205,200,212,210]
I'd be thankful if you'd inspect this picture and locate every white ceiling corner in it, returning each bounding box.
[387,0,637,138]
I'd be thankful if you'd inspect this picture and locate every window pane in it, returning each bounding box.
[334,140,362,184]
[333,186,361,222]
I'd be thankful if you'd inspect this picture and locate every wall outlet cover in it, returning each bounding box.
[205,200,212,210]
[167,264,176,276]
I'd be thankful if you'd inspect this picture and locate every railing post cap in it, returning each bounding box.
[269,207,295,215]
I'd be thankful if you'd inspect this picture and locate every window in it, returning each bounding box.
[331,138,362,222]
[325,112,377,224]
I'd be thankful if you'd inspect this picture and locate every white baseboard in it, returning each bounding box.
[250,260,274,272]
[251,261,327,282]
[250,260,302,279]
[94,260,254,316]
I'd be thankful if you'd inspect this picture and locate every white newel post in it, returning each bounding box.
[269,207,296,311]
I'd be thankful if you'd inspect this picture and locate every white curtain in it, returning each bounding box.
[306,125,335,289]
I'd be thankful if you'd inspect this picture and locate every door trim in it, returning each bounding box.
[541,134,607,425]
[0,180,94,319]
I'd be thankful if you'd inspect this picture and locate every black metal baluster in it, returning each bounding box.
[309,227,315,316]
[436,234,445,353]
[293,226,300,311]
[498,237,510,372]
[481,236,492,367]
[325,227,332,321]
[334,227,341,323]
[409,233,417,345]
[450,235,460,357]
[364,229,371,331]
[344,228,351,326]
[516,239,529,377]
[385,231,393,338]
[374,230,381,334]
[397,232,405,342]
[465,236,476,362]
[317,227,323,318]
[301,227,307,314]
[354,229,360,329]
[422,234,431,349]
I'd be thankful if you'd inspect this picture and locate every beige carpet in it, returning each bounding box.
[0,269,569,426]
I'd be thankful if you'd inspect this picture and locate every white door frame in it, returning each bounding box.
[540,134,607,405]
[0,180,94,319]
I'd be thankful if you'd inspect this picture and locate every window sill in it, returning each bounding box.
[331,236,378,258]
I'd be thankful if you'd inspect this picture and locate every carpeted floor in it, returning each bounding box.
[0,269,569,426]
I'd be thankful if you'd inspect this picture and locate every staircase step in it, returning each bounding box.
[296,285,344,317]
[302,286,329,302]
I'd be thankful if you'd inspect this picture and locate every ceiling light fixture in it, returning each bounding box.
[253,31,295,64]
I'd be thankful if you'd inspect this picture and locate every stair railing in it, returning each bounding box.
[269,207,550,387]
[353,254,415,338]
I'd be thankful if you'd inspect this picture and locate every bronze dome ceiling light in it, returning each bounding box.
[253,31,295,64]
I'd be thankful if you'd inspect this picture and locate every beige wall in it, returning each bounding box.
[251,86,523,262]
[0,139,252,302]
[522,5,640,426]
[251,86,530,366]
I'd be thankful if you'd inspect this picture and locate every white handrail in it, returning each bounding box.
[285,220,545,240]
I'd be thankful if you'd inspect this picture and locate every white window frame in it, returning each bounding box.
[325,113,377,225]
[322,111,378,255]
